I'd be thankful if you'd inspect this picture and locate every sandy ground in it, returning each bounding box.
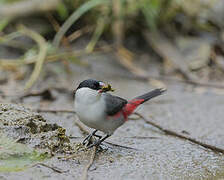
[1,52,224,180]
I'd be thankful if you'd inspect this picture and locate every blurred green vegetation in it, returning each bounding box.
[0,0,218,35]
[0,0,222,89]
[0,0,22,3]
[0,135,49,172]
[0,0,219,46]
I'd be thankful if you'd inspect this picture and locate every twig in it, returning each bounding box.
[75,121,89,136]
[81,146,97,180]
[67,26,94,42]
[104,141,139,150]
[128,117,141,120]
[134,112,224,154]
[68,136,81,139]
[36,109,76,114]
[125,136,159,139]
[32,163,67,173]
[19,89,55,101]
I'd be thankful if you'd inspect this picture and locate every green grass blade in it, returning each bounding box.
[53,0,109,48]
[0,18,10,32]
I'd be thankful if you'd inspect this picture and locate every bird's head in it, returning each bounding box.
[75,79,115,94]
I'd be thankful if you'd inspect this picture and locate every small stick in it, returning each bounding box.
[19,89,55,101]
[81,146,97,180]
[32,163,67,173]
[134,112,224,154]
[67,26,94,42]
[104,141,139,150]
[75,121,89,136]
[36,109,76,114]
[125,136,159,140]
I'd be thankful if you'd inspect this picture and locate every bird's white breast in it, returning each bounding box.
[74,88,106,127]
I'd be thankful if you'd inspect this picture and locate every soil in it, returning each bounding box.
[0,50,224,180]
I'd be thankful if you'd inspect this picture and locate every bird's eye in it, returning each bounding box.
[99,82,105,87]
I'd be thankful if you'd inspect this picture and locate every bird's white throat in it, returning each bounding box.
[74,87,108,131]
[74,87,105,121]
[75,87,100,104]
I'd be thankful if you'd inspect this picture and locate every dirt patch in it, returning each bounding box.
[0,103,75,155]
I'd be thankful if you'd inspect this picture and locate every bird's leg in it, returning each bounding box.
[87,134,110,148]
[82,129,98,145]
[93,134,102,139]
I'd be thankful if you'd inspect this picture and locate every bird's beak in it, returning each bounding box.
[99,82,115,93]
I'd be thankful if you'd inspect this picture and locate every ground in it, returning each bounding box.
[0,51,224,180]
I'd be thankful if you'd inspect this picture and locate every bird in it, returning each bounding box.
[74,79,166,148]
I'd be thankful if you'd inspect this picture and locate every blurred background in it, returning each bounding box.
[1,1,224,179]
[1,0,224,94]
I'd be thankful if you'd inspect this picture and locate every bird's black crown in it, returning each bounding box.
[77,79,102,90]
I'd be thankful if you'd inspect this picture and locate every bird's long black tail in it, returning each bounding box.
[134,88,166,104]
[124,88,166,116]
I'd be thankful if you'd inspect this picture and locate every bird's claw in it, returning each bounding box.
[82,130,102,146]
[82,134,92,145]
[87,139,101,149]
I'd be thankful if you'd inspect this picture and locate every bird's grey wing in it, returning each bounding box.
[104,93,128,116]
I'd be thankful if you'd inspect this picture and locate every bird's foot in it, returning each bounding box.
[87,134,110,149]
[87,139,102,149]
[93,134,102,139]
[82,134,92,145]
[82,130,101,145]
